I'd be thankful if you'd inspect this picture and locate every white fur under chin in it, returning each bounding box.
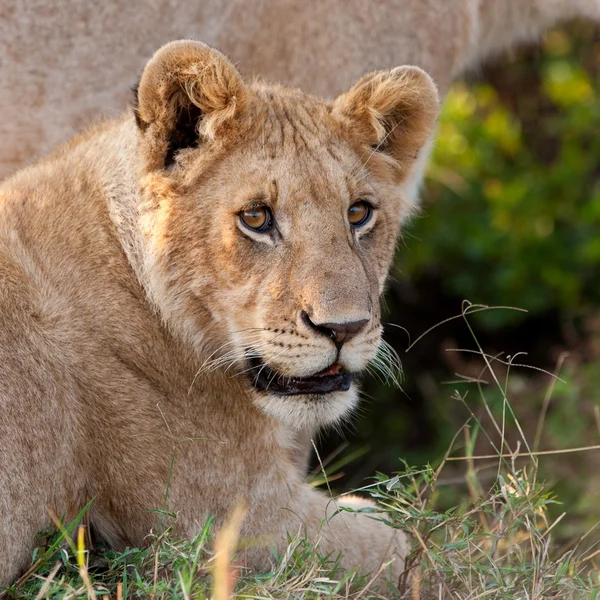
[253,385,359,430]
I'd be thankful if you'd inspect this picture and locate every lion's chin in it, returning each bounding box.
[252,386,359,430]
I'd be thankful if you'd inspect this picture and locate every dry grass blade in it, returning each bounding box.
[446,444,600,461]
[212,502,247,600]
[33,561,61,600]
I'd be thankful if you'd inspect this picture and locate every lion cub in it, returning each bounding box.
[0,41,438,587]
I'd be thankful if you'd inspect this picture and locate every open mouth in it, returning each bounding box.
[246,355,353,395]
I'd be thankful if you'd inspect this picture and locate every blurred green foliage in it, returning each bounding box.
[386,24,600,543]
[399,27,600,329]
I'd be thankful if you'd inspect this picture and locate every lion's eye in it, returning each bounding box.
[348,200,373,228]
[240,205,273,232]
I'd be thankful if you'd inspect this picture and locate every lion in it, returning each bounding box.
[1,0,599,180]
[0,40,439,587]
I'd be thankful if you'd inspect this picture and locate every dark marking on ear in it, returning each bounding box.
[131,81,149,132]
[132,77,203,168]
[164,103,204,169]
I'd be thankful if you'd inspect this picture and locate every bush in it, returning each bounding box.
[399,26,600,330]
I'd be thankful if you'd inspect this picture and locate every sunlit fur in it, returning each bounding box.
[0,41,438,586]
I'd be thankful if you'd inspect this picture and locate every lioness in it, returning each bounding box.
[2,0,599,179]
[0,40,438,586]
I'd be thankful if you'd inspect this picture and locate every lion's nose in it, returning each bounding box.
[300,311,369,345]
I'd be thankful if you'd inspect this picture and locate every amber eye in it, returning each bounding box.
[239,205,273,232]
[347,200,373,228]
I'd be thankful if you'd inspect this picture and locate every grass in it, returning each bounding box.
[2,303,600,599]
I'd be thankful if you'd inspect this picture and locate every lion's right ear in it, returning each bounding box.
[332,67,439,178]
[134,40,245,170]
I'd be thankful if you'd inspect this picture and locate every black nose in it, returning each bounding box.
[301,311,369,345]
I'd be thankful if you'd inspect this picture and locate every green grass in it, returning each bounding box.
[4,461,598,599]
[3,305,600,599]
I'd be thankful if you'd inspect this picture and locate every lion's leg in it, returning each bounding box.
[0,439,54,587]
[0,390,86,588]
[0,266,88,587]
[168,457,407,584]
[299,488,409,582]
[235,484,409,584]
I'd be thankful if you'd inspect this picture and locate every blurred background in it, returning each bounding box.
[314,21,600,546]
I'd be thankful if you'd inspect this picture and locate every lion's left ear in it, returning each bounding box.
[332,67,439,176]
[134,40,246,170]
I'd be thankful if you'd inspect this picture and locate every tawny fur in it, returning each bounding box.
[0,41,439,587]
[1,0,599,179]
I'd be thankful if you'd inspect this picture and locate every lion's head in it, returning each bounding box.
[132,41,438,429]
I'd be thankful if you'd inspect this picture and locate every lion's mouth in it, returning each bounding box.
[246,355,353,395]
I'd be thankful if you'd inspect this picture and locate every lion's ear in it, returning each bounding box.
[332,67,439,176]
[134,40,245,170]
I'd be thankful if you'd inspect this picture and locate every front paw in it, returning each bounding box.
[319,494,409,586]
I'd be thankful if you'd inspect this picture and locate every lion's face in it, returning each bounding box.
[134,41,439,429]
